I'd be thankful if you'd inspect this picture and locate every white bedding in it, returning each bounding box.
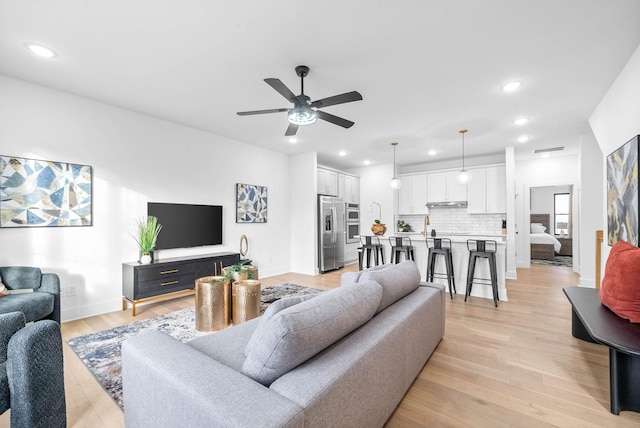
[530,233,562,253]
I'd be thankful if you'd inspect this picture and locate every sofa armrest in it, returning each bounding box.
[419,282,446,336]
[122,331,304,428]
[37,274,61,323]
[0,312,26,362]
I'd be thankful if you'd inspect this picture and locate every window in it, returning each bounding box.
[554,193,570,235]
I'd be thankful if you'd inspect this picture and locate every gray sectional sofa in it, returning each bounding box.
[122,260,445,427]
[0,267,61,323]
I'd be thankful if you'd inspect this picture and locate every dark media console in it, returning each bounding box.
[122,252,240,316]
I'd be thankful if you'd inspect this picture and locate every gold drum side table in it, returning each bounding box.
[232,280,261,324]
[195,276,231,331]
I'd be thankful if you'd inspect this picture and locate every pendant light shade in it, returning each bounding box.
[390,142,401,190]
[458,129,471,184]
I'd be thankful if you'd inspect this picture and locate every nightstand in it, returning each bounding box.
[557,238,572,256]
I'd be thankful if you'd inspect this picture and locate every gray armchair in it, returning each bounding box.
[0,311,66,428]
[0,267,61,323]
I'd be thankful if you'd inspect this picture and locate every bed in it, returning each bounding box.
[530,214,562,260]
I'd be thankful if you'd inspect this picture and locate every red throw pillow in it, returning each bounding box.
[600,240,640,322]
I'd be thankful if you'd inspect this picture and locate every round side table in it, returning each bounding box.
[232,280,261,324]
[195,276,230,331]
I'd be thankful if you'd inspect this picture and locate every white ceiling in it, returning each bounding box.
[2,0,640,170]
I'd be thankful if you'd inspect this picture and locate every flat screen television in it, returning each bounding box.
[147,202,223,250]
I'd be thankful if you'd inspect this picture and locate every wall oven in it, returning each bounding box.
[345,203,360,222]
[345,203,360,244]
[346,221,360,244]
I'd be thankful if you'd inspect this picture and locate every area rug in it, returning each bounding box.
[531,256,573,267]
[67,283,321,410]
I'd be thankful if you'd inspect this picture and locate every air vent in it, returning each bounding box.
[532,146,565,154]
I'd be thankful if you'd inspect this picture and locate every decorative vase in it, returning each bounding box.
[371,223,387,235]
[140,254,152,264]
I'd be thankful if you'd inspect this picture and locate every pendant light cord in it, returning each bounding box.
[459,130,468,170]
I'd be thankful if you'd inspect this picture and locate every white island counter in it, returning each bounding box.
[361,233,508,302]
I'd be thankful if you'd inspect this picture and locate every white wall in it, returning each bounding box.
[290,152,318,275]
[589,43,640,275]
[349,163,395,239]
[578,133,604,287]
[0,75,293,321]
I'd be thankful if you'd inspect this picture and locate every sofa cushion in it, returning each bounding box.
[244,293,318,357]
[600,240,640,322]
[0,293,54,323]
[0,267,42,290]
[241,281,383,386]
[359,260,421,313]
[340,263,389,286]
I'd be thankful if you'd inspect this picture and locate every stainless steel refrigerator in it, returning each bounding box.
[318,195,345,273]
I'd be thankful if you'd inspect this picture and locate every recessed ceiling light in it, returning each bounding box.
[26,43,56,58]
[514,117,529,126]
[517,135,529,143]
[288,137,298,143]
[428,149,437,156]
[338,150,346,157]
[501,81,523,92]
[363,160,371,166]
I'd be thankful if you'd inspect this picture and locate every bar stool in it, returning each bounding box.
[465,239,499,307]
[389,236,414,264]
[359,236,385,268]
[426,238,456,299]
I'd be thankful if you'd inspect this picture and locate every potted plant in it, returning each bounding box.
[223,262,255,282]
[370,201,386,235]
[397,220,413,232]
[133,216,162,264]
[371,219,387,236]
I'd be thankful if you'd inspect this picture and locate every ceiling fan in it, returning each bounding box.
[237,65,363,136]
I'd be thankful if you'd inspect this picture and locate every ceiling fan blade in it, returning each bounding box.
[264,78,299,103]
[316,110,355,129]
[310,91,363,108]
[285,122,299,136]
[237,108,289,116]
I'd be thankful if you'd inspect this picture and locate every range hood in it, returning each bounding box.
[426,201,468,208]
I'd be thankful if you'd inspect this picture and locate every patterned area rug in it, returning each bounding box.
[67,283,321,410]
[531,256,573,267]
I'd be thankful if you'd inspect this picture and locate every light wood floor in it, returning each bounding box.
[3,264,640,427]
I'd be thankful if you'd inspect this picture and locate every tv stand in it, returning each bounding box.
[122,252,240,316]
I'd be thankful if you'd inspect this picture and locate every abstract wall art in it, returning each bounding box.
[0,155,92,227]
[606,135,639,246]
[236,183,267,223]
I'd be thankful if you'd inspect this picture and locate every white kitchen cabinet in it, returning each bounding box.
[398,174,427,214]
[467,165,506,214]
[485,165,506,213]
[317,168,338,196]
[343,174,360,204]
[427,172,467,203]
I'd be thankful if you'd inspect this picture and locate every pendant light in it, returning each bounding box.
[458,129,471,184]
[390,142,401,190]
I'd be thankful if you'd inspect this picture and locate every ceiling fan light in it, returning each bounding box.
[288,107,317,126]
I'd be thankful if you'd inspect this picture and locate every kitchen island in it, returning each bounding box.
[362,233,508,302]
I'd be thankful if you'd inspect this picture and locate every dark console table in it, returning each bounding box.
[563,286,640,415]
[122,252,240,316]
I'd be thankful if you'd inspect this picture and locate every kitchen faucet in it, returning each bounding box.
[422,215,430,237]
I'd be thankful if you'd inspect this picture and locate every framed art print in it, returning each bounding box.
[0,155,93,227]
[606,135,639,246]
[236,183,267,223]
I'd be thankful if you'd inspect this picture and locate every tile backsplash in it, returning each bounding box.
[397,207,506,235]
